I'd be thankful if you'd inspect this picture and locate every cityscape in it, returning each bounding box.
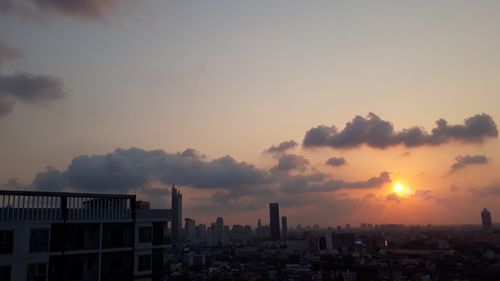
[0,187,498,280]
[2,1,500,280]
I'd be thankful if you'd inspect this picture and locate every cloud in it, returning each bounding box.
[33,166,67,190]
[325,156,347,167]
[33,147,269,192]
[270,154,309,173]
[469,184,500,197]
[0,39,23,63]
[399,152,411,158]
[281,172,390,193]
[1,0,123,19]
[0,73,66,103]
[448,154,489,174]
[386,192,401,203]
[264,140,298,155]
[0,73,67,119]
[0,98,15,119]
[303,113,498,149]
[1,178,30,189]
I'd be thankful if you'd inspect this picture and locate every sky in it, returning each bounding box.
[1,0,500,227]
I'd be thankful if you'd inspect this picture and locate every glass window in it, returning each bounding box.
[27,263,47,281]
[0,266,10,281]
[29,229,49,253]
[138,227,152,243]
[0,231,13,255]
[138,254,151,272]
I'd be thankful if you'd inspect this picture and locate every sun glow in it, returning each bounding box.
[393,182,413,196]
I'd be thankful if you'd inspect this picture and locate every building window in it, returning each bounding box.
[138,227,152,243]
[138,254,151,272]
[29,229,49,253]
[27,263,47,281]
[0,230,13,255]
[0,266,10,281]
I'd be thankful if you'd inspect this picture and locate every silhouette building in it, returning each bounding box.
[481,208,493,230]
[269,203,280,240]
[171,185,182,241]
[0,189,176,280]
[184,218,196,239]
[281,216,288,239]
[257,218,262,240]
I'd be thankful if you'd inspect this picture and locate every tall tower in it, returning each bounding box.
[481,208,493,230]
[269,203,280,241]
[171,185,182,241]
[215,217,224,244]
[257,218,262,240]
[281,216,288,239]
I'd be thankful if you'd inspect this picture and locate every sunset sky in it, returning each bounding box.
[1,0,500,227]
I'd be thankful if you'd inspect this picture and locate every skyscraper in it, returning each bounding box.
[216,217,224,244]
[184,218,196,239]
[257,218,262,240]
[269,203,280,240]
[171,185,182,241]
[281,216,288,239]
[481,208,493,230]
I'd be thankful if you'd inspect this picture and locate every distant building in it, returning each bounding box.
[281,216,288,239]
[269,203,280,240]
[257,218,262,240]
[171,185,182,241]
[481,208,493,230]
[184,218,196,239]
[136,200,151,209]
[195,224,206,239]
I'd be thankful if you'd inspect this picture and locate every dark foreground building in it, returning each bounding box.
[0,188,181,281]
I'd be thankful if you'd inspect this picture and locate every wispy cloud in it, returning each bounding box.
[448,154,489,174]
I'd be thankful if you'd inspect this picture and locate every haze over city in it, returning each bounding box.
[2,0,500,227]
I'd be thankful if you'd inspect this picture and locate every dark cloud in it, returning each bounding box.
[325,156,347,167]
[0,39,23,63]
[303,113,498,149]
[0,73,67,119]
[178,148,205,159]
[33,166,67,190]
[469,184,500,197]
[449,154,489,174]
[33,147,268,192]
[264,140,298,155]
[270,154,309,173]
[1,0,122,19]
[0,73,66,103]
[281,172,390,193]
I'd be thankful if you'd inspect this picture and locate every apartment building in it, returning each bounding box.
[0,189,179,281]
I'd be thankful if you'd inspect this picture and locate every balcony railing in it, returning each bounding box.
[0,190,135,222]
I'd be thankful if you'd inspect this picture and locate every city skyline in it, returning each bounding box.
[2,1,500,227]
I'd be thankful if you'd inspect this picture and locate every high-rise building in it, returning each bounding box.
[281,216,288,239]
[216,217,224,244]
[171,185,182,241]
[481,208,493,230]
[257,218,262,240]
[184,218,196,239]
[269,203,280,240]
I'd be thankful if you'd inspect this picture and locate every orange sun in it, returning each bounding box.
[393,182,413,196]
